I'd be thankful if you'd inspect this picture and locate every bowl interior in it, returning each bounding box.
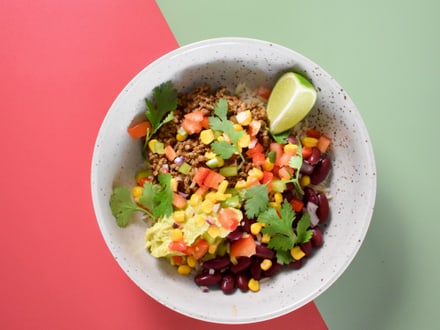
[91,38,376,324]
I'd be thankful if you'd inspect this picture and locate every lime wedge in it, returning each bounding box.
[267,72,317,134]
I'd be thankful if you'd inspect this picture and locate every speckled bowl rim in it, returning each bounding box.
[91,37,376,324]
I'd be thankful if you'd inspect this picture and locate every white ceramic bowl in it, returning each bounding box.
[91,37,376,324]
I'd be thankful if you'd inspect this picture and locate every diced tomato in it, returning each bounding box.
[201,116,210,129]
[290,198,304,212]
[173,193,187,209]
[218,208,240,231]
[204,170,225,190]
[171,255,184,265]
[168,240,189,254]
[195,185,208,196]
[317,134,332,153]
[261,171,274,191]
[181,118,203,135]
[302,146,313,159]
[230,235,256,258]
[246,143,263,157]
[127,121,152,139]
[306,128,321,138]
[270,143,283,166]
[252,151,266,166]
[246,176,260,187]
[184,110,205,122]
[278,166,293,180]
[193,167,211,187]
[256,85,272,100]
[164,145,177,161]
[279,150,296,167]
[190,238,209,260]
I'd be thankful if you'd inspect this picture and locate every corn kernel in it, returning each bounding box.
[170,178,178,192]
[235,179,247,189]
[214,192,231,201]
[248,278,260,292]
[238,133,251,149]
[204,151,216,159]
[300,175,311,187]
[233,124,244,131]
[248,167,264,180]
[200,129,215,144]
[207,225,220,238]
[284,143,298,153]
[260,259,272,271]
[301,137,318,148]
[171,228,183,242]
[262,159,275,171]
[186,256,197,268]
[201,199,214,214]
[269,202,280,210]
[217,135,225,142]
[291,246,306,260]
[208,242,219,254]
[217,180,229,194]
[132,186,143,198]
[236,110,252,126]
[261,233,271,244]
[173,210,186,223]
[177,264,192,275]
[190,193,203,207]
[205,192,218,203]
[274,192,283,204]
[250,222,262,235]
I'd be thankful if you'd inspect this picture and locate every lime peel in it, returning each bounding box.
[267,72,317,134]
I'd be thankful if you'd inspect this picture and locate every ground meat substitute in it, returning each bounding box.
[147,84,269,195]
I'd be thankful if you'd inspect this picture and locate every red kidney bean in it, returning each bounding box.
[310,157,331,185]
[194,272,222,286]
[250,258,262,280]
[307,147,321,165]
[220,273,236,294]
[230,257,251,274]
[311,227,324,247]
[316,193,329,223]
[288,259,303,269]
[202,256,230,271]
[300,241,313,256]
[303,187,319,205]
[300,162,314,175]
[263,261,283,277]
[255,244,275,259]
[227,229,243,241]
[236,273,249,292]
[240,216,251,233]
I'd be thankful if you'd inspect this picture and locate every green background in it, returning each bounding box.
[157,0,440,329]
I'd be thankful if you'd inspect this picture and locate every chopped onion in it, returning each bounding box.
[174,156,185,166]
[307,202,320,227]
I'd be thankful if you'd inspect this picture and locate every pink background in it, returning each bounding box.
[0,1,326,328]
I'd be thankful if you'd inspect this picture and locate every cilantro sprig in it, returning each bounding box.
[144,81,178,143]
[208,98,245,163]
[110,173,174,227]
[258,202,313,264]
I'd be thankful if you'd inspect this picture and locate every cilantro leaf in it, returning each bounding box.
[211,140,236,159]
[110,187,149,227]
[208,98,245,161]
[244,184,269,218]
[152,173,174,219]
[259,203,297,252]
[144,81,178,141]
[295,213,313,244]
[138,182,159,213]
[276,249,293,264]
[270,130,290,144]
